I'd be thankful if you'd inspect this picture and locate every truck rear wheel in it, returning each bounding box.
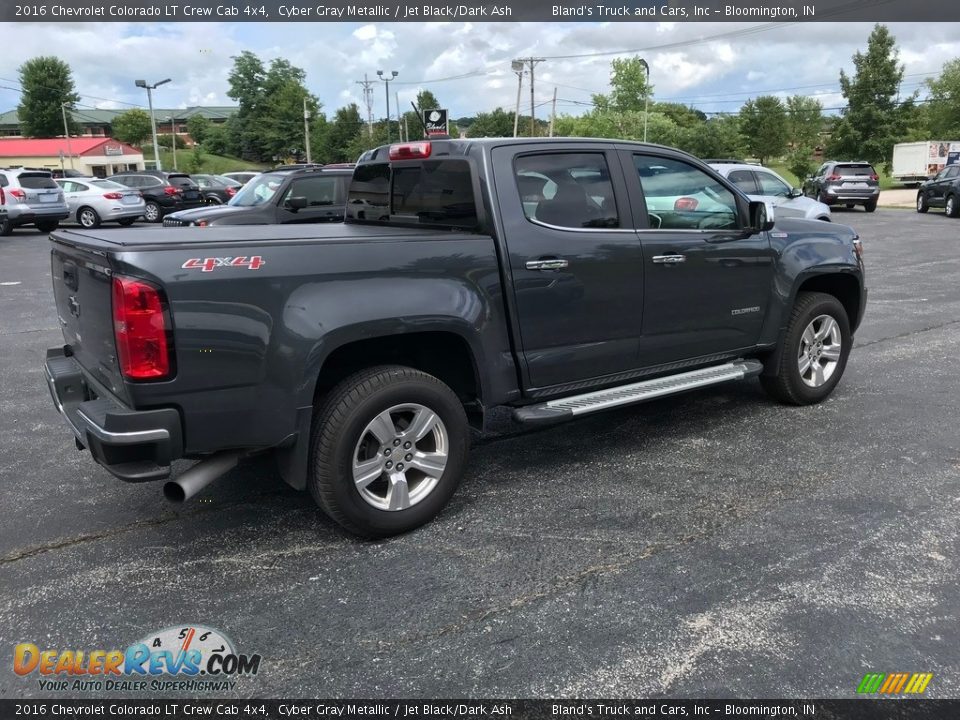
[308,365,469,537]
[760,292,851,406]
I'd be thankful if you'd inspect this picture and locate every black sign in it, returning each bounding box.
[422,108,448,137]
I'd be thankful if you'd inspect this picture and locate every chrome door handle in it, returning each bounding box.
[526,258,569,271]
[652,254,686,265]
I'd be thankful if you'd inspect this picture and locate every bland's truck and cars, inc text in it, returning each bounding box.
[44,138,866,537]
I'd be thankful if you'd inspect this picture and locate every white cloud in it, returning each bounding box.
[0,21,957,121]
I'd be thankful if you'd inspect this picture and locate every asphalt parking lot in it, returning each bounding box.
[1,207,959,700]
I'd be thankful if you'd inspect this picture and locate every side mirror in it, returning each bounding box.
[285,196,308,211]
[749,199,775,233]
[788,187,804,199]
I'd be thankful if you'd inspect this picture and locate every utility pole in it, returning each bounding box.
[60,103,74,170]
[377,70,398,143]
[638,58,650,143]
[356,74,375,137]
[511,61,524,138]
[513,57,544,138]
[549,87,557,137]
[396,91,403,141]
[303,97,312,163]
[169,116,178,170]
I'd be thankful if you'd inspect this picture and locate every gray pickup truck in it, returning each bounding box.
[45,138,866,537]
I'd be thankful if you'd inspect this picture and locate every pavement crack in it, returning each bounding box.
[855,317,960,349]
[0,491,286,567]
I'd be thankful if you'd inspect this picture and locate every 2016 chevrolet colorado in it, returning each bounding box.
[45,138,866,537]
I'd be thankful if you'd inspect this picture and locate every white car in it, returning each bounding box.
[56,178,146,228]
[709,162,832,221]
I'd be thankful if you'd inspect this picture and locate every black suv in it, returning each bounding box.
[107,170,204,223]
[916,164,960,217]
[162,167,352,227]
[803,161,880,212]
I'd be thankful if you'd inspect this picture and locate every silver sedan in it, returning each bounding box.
[709,163,832,222]
[56,178,146,228]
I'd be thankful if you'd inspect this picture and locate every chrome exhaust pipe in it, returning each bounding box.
[163,451,243,503]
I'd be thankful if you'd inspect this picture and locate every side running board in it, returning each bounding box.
[513,360,763,425]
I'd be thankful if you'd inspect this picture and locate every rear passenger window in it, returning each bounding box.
[514,153,619,229]
[391,160,478,227]
[283,176,341,206]
[634,155,739,230]
[727,170,758,194]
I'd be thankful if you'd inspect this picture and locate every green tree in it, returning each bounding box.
[466,107,516,137]
[321,104,365,162]
[785,95,823,148]
[226,52,318,161]
[739,96,788,164]
[185,115,211,146]
[786,145,817,183]
[202,124,232,156]
[184,145,205,173]
[827,24,915,165]
[110,109,152,146]
[17,56,80,138]
[675,115,744,159]
[592,56,652,113]
[926,58,960,139]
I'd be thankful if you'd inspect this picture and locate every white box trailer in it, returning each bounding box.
[892,141,960,185]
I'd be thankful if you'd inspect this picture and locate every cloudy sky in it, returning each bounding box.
[1,21,958,121]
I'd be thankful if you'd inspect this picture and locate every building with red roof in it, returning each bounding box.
[0,137,144,177]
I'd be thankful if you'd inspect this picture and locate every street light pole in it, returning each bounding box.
[60,103,75,170]
[638,59,650,143]
[169,116,177,170]
[135,78,171,171]
[377,70,399,143]
[511,61,524,138]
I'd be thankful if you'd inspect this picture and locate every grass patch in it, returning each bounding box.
[142,148,269,174]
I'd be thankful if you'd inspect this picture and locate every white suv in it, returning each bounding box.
[0,168,70,235]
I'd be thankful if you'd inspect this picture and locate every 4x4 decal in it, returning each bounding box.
[181,256,265,272]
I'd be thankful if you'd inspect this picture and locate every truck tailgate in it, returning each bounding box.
[50,238,129,403]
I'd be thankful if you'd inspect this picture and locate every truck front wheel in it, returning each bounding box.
[308,365,469,537]
[760,292,851,406]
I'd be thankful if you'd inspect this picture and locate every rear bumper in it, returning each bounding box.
[7,207,70,225]
[823,186,880,203]
[45,347,183,482]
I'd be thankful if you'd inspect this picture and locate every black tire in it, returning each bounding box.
[143,201,163,223]
[760,291,852,406]
[77,206,101,229]
[117,217,137,226]
[36,220,59,233]
[916,192,929,213]
[946,194,959,218]
[308,365,469,537]
[205,195,222,205]
[0,216,13,236]
[864,199,877,213]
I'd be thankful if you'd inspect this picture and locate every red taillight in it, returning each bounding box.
[112,276,171,380]
[0,188,4,205]
[869,174,879,181]
[103,192,124,200]
[826,174,841,181]
[9,188,26,201]
[163,186,182,196]
[196,220,208,227]
[226,186,237,196]
[389,142,432,160]
[674,196,699,211]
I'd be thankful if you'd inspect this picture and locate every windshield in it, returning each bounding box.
[229,173,285,206]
